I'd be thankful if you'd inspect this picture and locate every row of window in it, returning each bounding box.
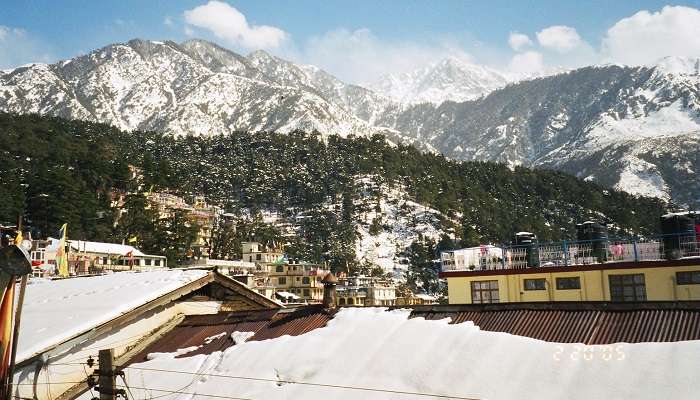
[523,277,580,291]
[276,277,312,285]
[471,271,700,304]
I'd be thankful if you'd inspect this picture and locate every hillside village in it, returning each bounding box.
[2,2,700,399]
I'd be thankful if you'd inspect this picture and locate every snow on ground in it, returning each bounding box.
[17,269,208,362]
[114,307,699,400]
[355,181,452,276]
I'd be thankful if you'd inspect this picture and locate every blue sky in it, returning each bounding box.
[2,1,700,82]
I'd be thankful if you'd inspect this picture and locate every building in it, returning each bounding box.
[395,293,438,306]
[68,240,167,273]
[441,230,700,304]
[10,266,700,400]
[336,275,396,306]
[242,241,284,264]
[268,261,329,303]
[147,193,223,258]
[56,301,700,400]
[11,269,281,400]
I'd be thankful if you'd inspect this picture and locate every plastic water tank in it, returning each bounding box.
[576,221,608,263]
[515,232,539,267]
[660,212,697,260]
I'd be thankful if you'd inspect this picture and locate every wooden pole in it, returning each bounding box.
[7,274,28,399]
[98,349,116,400]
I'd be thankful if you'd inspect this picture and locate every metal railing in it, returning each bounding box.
[441,232,700,272]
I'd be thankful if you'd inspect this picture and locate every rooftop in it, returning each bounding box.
[17,269,209,362]
[441,232,700,274]
[115,303,700,400]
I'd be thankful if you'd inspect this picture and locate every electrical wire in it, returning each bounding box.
[121,366,479,400]
[115,385,254,400]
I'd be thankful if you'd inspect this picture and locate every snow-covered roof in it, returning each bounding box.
[275,291,300,300]
[114,307,699,400]
[67,240,164,258]
[17,269,208,362]
[414,293,437,301]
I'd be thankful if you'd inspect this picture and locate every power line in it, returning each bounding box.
[115,385,254,400]
[122,366,479,400]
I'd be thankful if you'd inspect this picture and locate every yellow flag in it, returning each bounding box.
[128,235,138,244]
[56,223,69,277]
[14,230,23,246]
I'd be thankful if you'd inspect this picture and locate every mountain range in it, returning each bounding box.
[1,38,698,204]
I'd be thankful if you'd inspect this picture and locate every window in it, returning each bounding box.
[145,259,152,266]
[276,265,284,273]
[524,278,546,290]
[471,281,499,304]
[102,257,108,265]
[348,298,354,305]
[302,277,310,284]
[155,260,161,266]
[339,298,346,305]
[256,254,261,260]
[609,274,646,302]
[677,271,700,285]
[303,289,310,297]
[278,277,286,285]
[556,277,581,290]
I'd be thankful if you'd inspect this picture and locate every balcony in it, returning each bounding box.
[441,232,700,273]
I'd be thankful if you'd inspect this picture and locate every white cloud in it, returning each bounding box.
[508,51,544,75]
[284,28,473,84]
[183,0,287,49]
[536,25,582,52]
[508,32,532,51]
[602,5,700,65]
[0,26,53,69]
[164,16,174,26]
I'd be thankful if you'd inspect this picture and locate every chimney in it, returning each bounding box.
[321,273,338,309]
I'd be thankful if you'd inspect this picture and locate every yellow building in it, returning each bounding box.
[441,238,700,304]
[268,261,328,303]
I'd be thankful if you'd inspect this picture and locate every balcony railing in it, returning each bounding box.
[441,232,700,272]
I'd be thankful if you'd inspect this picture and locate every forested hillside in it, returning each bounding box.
[0,113,668,282]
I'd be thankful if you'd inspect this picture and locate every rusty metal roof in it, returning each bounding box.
[127,302,700,364]
[128,306,334,364]
[408,302,700,344]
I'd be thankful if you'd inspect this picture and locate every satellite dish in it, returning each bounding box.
[21,239,32,251]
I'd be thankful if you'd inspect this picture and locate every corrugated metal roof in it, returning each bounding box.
[128,306,334,364]
[128,302,700,364]
[409,302,700,344]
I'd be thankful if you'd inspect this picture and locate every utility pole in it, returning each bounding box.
[98,349,116,400]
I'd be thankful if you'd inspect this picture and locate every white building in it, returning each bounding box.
[68,240,167,272]
[441,245,503,271]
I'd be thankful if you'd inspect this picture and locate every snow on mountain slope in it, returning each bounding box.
[354,180,453,276]
[0,39,383,138]
[368,57,511,104]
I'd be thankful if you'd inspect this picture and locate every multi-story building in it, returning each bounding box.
[268,261,329,303]
[441,216,700,304]
[336,276,397,306]
[242,241,283,264]
[147,193,222,258]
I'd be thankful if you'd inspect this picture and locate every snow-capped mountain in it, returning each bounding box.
[1,38,698,204]
[377,58,700,204]
[0,39,394,138]
[367,57,511,104]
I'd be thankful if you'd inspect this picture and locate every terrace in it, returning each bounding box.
[441,232,700,272]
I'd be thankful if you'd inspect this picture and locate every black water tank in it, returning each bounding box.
[576,221,608,262]
[515,232,539,267]
[660,212,696,260]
